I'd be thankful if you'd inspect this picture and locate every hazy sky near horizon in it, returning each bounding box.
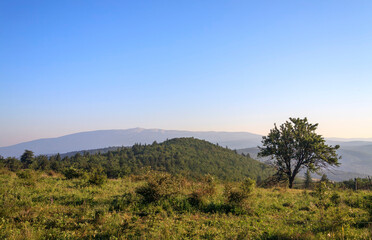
[1,0,372,147]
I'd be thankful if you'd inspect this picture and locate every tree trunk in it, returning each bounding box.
[288,177,294,188]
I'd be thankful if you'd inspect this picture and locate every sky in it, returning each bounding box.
[1,0,372,147]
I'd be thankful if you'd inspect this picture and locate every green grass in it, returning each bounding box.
[0,169,371,239]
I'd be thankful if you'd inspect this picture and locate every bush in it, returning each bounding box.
[226,190,248,205]
[88,168,107,186]
[313,181,329,200]
[63,167,83,179]
[136,172,179,203]
[110,192,139,211]
[2,157,22,171]
[241,178,255,195]
[188,191,204,207]
[46,170,58,177]
[330,192,341,206]
[93,209,105,225]
[364,195,372,221]
[188,175,216,207]
[16,169,33,179]
[224,178,255,207]
[16,169,36,186]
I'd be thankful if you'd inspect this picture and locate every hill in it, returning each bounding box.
[49,138,272,181]
[0,128,262,158]
[336,143,372,175]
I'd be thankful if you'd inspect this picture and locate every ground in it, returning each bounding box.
[0,169,371,239]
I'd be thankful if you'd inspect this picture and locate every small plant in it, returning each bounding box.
[88,168,107,186]
[93,209,105,225]
[304,168,313,189]
[16,169,36,186]
[188,191,204,207]
[16,169,33,179]
[110,192,139,211]
[226,189,248,205]
[364,195,372,221]
[313,181,329,201]
[330,192,341,206]
[241,178,255,195]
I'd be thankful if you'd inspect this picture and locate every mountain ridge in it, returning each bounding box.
[0,128,263,157]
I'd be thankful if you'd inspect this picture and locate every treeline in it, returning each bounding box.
[0,137,272,181]
[1,137,371,190]
[337,177,372,190]
[302,172,372,191]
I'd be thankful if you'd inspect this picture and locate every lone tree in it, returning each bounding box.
[20,150,35,167]
[258,117,340,188]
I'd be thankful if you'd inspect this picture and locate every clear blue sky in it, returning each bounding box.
[1,0,372,146]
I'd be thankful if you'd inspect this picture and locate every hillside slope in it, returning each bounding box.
[53,138,273,181]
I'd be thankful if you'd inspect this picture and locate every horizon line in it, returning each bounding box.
[1,127,372,148]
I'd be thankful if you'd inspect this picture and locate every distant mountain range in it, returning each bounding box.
[0,128,262,157]
[0,128,371,180]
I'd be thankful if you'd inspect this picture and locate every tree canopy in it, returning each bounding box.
[258,117,340,188]
[2,138,273,181]
[20,150,34,167]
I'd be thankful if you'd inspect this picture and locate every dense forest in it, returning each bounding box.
[0,138,273,181]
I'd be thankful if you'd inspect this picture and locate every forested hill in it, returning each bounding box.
[50,138,273,181]
[0,128,262,157]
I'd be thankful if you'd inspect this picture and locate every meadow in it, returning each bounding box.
[0,169,371,240]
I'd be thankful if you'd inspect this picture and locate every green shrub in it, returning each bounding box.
[364,195,372,221]
[0,185,33,218]
[188,191,204,207]
[2,157,22,171]
[188,175,216,207]
[313,181,329,201]
[16,169,33,179]
[344,194,365,208]
[224,178,255,207]
[110,192,139,211]
[226,190,248,205]
[136,172,179,203]
[241,178,255,195]
[330,192,341,206]
[16,169,36,186]
[63,167,83,179]
[88,168,107,186]
[93,209,105,225]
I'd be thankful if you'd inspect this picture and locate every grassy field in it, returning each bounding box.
[0,169,371,239]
